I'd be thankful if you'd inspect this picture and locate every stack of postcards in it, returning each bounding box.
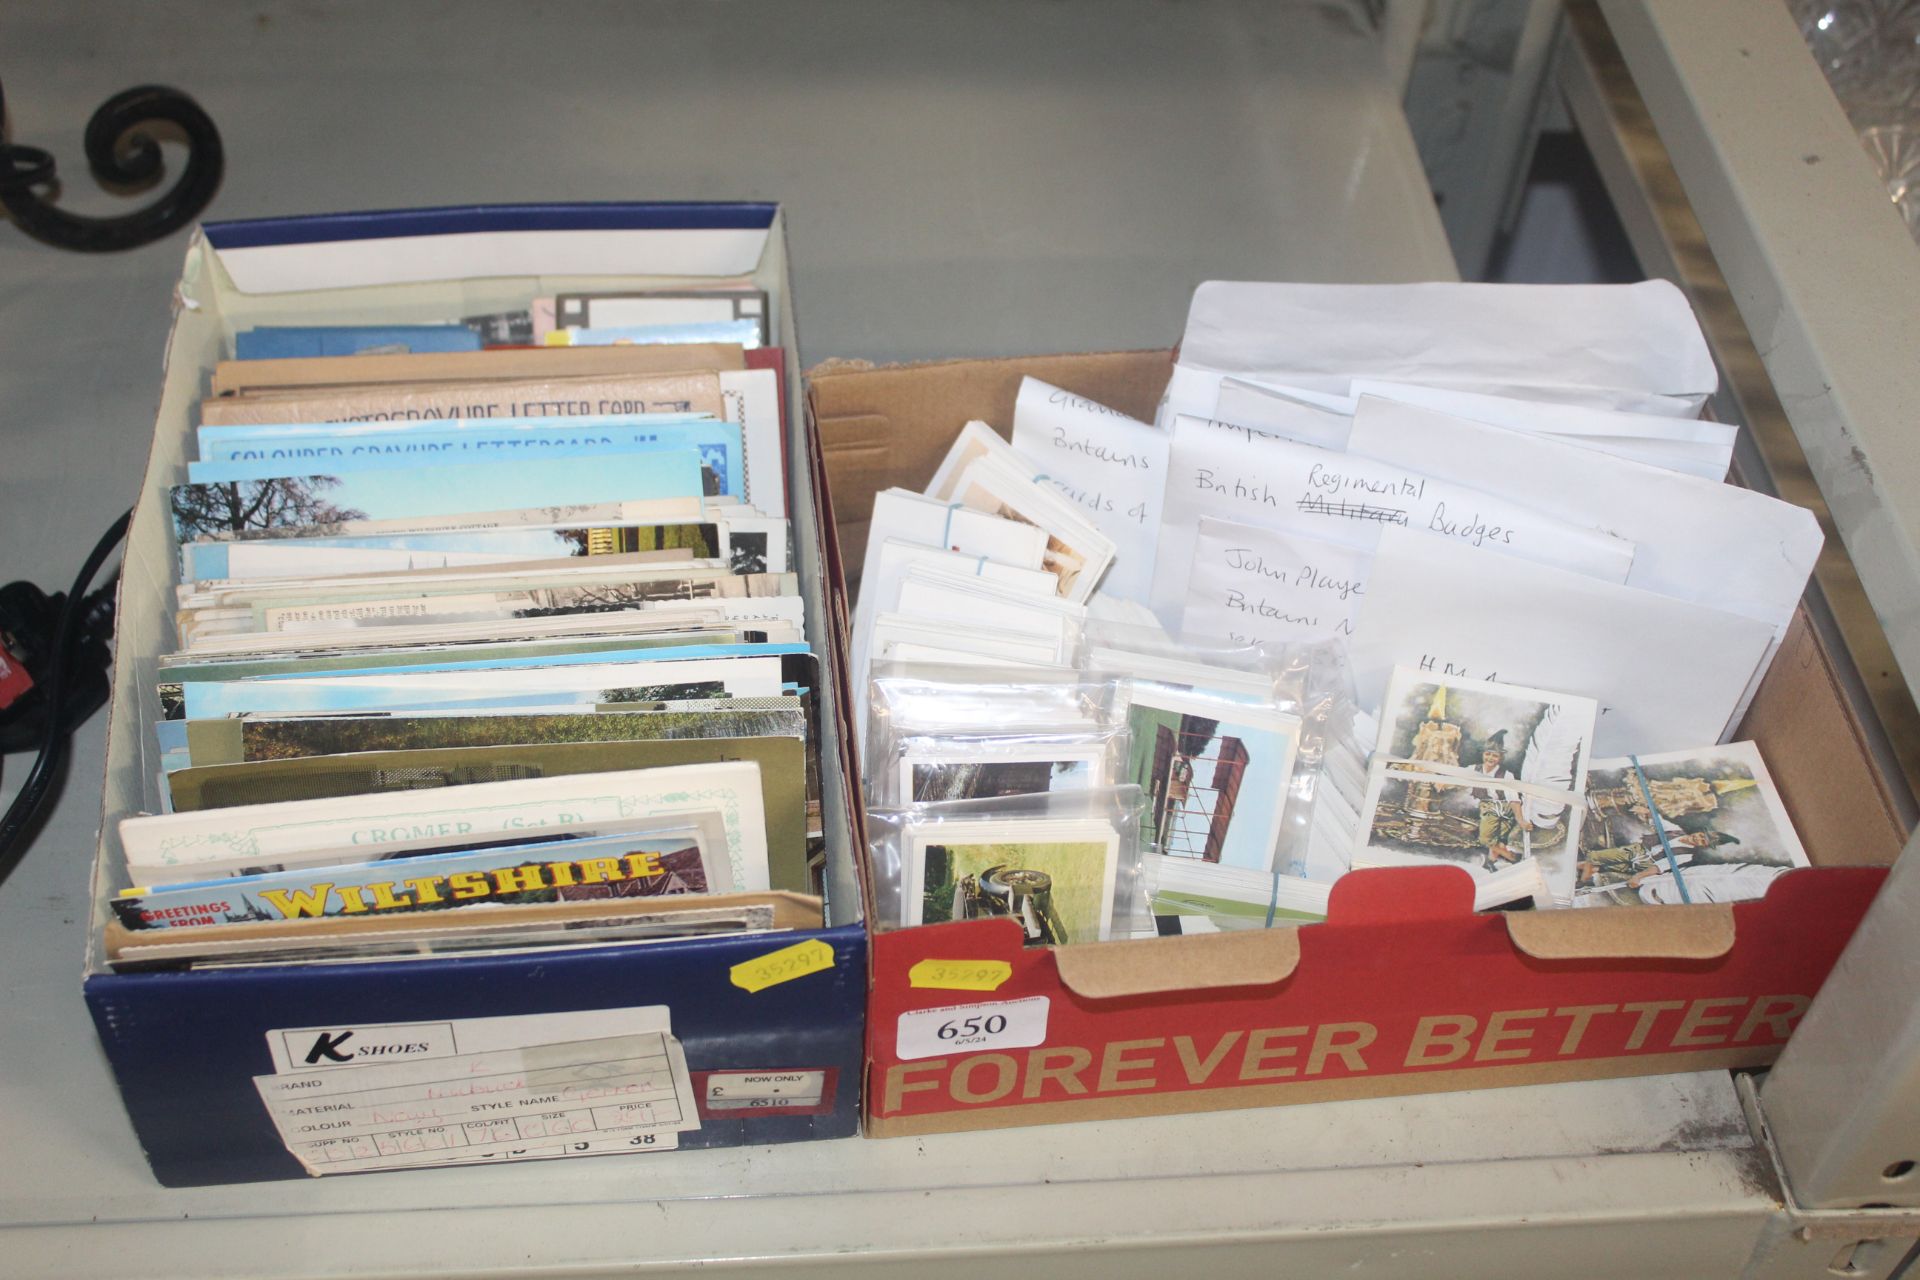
[105,302,826,971]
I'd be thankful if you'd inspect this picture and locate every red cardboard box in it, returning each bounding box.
[809,350,1910,1138]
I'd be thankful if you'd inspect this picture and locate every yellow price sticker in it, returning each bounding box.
[908,958,1013,992]
[730,939,836,993]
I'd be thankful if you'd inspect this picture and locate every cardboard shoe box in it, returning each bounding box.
[808,349,1909,1138]
[83,204,868,1186]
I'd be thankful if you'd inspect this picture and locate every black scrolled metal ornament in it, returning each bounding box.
[0,78,224,252]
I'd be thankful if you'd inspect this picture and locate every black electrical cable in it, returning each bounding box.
[0,509,130,888]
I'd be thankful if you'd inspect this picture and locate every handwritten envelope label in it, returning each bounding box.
[1010,377,1169,604]
[730,938,836,993]
[1181,516,1367,646]
[1149,414,1636,625]
[256,1007,698,1174]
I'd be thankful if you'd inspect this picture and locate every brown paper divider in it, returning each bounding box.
[1053,928,1301,1000]
[1505,903,1735,960]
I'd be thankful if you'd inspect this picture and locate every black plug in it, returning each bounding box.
[0,575,116,755]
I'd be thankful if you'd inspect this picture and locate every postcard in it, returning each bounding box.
[552,288,768,341]
[160,735,808,896]
[1009,378,1169,604]
[178,597,806,658]
[1122,684,1301,873]
[181,496,713,545]
[1179,514,1369,646]
[180,549,741,613]
[180,574,795,645]
[1354,667,1597,900]
[120,762,772,890]
[1575,741,1810,907]
[168,452,705,542]
[159,630,756,683]
[104,898,798,971]
[555,319,760,349]
[246,575,798,638]
[113,823,727,931]
[176,652,795,720]
[905,816,1121,945]
[1351,527,1775,754]
[181,701,806,770]
[198,370,728,426]
[183,541,525,583]
[193,416,746,502]
[206,345,743,396]
[1151,414,1636,626]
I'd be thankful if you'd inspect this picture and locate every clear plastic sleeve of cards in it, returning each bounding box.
[868,721,1133,809]
[863,662,1124,797]
[1085,624,1359,896]
[1269,639,1361,883]
[865,784,1150,940]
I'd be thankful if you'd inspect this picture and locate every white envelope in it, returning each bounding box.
[1348,383,1735,480]
[1180,515,1368,646]
[1150,414,1636,625]
[1010,377,1170,604]
[1167,279,1716,408]
[1343,398,1821,726]
[1351,528,1775,756]
[1211,379,1355,449]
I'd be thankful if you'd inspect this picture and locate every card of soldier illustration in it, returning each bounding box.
[1574,741,1809,907]
[1354,667,1597,902]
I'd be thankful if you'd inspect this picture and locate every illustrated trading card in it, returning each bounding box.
[897,746,1106,807]
[905,817,1121,945]
[951,459,1110,602]
[1355,667,1597,898]
[1121,685,1301,873]
[1574,740,1810,907]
